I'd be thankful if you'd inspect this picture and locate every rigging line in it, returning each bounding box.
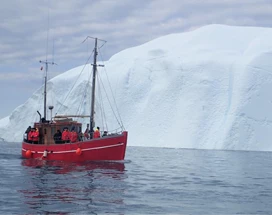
[75,86,85,115]
[75,69,89,115]
[97,75,108,131]
[76,37,94,115]
[98,49,124,130]
[100,85,109,132]
[99,76,109,131]
[96,67,123,130]
[76,71,92,116]
[52,40,55,64]
[37,1,50,121]
[98,48,125,130]
[96,77,104,129]
[39,68,46,113]
[50,39,56,107]
[55,49,94,115]
[98,40,107,49]
[107,126,123,134]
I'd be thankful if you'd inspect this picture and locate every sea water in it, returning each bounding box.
[0,141,272,215]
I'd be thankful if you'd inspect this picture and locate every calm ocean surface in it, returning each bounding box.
[0,142,272,215]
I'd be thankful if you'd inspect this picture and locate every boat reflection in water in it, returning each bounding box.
[21,158,126,174]
[20,159,127,214]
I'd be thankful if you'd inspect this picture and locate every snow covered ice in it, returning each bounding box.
[1,24,272,151]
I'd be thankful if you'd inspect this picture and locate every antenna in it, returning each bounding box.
[52,39,55,64]
[39,1,57,121]
[46,1,50,61]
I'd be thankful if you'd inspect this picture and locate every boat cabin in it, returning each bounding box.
[33,118,82,145]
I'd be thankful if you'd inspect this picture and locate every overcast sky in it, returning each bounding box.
[1,0,272,118]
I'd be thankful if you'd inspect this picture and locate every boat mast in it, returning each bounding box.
[90,38,98,134]
[39,60,55,121]
[44,62,48,120]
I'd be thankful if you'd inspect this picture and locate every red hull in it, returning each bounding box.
[22,131,128,161]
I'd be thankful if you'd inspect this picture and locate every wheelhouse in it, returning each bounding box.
[33,118,82,145]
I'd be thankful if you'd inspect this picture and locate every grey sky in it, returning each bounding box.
[1,0,272,118]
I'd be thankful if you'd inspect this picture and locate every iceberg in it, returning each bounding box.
[1,24,272,151]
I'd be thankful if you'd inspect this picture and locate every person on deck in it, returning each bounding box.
[84,124,90,140]
[78,127,83,141]
[102,131,108,137]
[24,126,31,142]
[32,128,39,144]
[93,127,101,138]
[28,128,35,144]
[62,128,70,143]
[54,130,62,144]
[70,127,78,143]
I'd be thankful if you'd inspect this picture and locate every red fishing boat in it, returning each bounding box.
[21,38,128,161]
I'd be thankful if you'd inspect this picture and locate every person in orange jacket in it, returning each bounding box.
[93,127,101,138]
[62,128,70,143]
[32,128,39,144]
[28,128,35,144]
[70,127,78,143]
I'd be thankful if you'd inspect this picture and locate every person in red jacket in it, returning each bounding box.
[28,128,35,144]
[70,128,78,143]
[62,128,70,143]
[93,127,101,138]
[32,128,39,144]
